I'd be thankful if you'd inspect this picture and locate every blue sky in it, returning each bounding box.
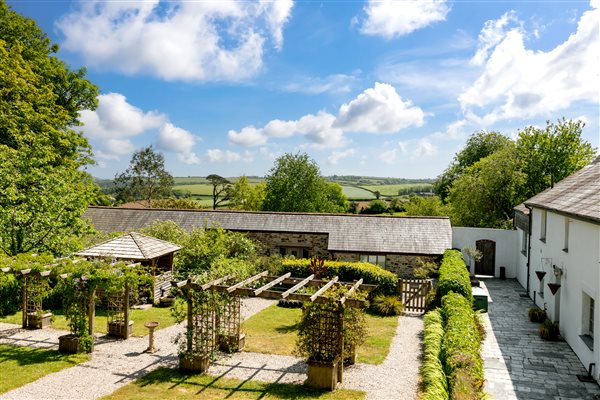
[10,0,600,179]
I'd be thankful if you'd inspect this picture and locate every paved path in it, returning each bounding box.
[482,279,600,400]
[0,300,422,400]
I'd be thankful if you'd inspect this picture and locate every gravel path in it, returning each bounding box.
[0,301,423,400]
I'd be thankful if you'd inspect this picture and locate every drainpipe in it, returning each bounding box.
[525,205,533,295]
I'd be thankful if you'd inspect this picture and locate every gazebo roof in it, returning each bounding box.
[76,232,182,261]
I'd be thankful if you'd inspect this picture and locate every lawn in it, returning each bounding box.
[0,344,89,394]
[241,305,398,365]
[0,306,177,337]
[102,367,365,400]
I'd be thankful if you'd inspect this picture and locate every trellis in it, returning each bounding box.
[173,271,374,388]
[0,267,52,329]
[107,284,131,339]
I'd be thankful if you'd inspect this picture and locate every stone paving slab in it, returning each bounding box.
[482,279,600,400]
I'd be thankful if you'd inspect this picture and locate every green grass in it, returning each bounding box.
[340,186,376,200]
[174,184,215,196]
[241,305,398,364]
[0,306,177,337]
[0,344,89,394]
[361,184,433,196]
[102,367,365,400]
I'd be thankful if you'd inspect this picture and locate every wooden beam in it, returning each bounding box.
[1,268,10,273]
[226,271,268,293]
[19,268,32,276]
[340,279,363,305]
[310,277,339,302]
[254,272,291,296]
[200,274,233,291]
[39,270,51,278]
[281,274,314,299]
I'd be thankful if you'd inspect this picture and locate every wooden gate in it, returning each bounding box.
[399,279,432,313]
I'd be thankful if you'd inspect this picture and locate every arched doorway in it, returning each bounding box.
[475,239,496,276]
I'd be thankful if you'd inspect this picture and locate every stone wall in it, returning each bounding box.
[243,231,330,258]
[331,252,439,278]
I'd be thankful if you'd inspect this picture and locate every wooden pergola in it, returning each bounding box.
[173,271,375,389]
[0,267,52,329]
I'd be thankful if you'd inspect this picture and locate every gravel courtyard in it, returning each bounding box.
[0,299,423,400]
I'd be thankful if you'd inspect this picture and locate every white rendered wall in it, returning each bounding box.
[452,227,519,278]
[515,227,529,290]
[529,207,600,378]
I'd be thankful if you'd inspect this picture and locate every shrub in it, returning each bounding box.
[359,199,389,214]
[421,309,449,400]
[436,250,472,304]
[539,319,560,341]
[0,273,20,316]
[414,258,440,279]
[370,295,404,316]
[528,307,546,323]
[280,259,398,295]
[441,293,484,400]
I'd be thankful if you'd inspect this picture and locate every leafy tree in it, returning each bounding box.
[434,131,511,202]
[262,152,348,213]
[0,3,99,256]
[229,176,265,211]
[404,195,450,217]
[449,146,526,228]
[517,119,596,198]
[114,146,174,204]
[360,200,388,214]
[150,198,202,209]
[321,182,349,213]
[206,174,232,210]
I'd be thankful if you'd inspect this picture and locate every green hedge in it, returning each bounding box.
[436,250,472,304]
[421,309,449,400]
[441,293,484,399]
[280,259,398,295]
[0,273,20,316]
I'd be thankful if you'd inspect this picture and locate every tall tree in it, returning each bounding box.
[229,176,265,211]
[0,2,99,256]
[206,174,232,210]
[517,119,596,198]
[114,146,174,204]
[262,152,348,213]
[434,131,511,202]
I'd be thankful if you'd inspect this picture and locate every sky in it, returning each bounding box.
[9,0,600,179]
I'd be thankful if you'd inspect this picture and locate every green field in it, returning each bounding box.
[361,183,433,197]
[341,186,376,200]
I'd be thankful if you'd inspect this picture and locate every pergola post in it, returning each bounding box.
[124,283,130,340]
[337,304,344,384]
[186,290,193,354]
[21,276,27,328]
[88,288,96,352]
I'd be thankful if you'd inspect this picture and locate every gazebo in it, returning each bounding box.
[76,232,182,303]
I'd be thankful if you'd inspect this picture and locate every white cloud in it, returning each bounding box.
[206,149,242,163]
[157,123,201,165]
[459,1,600,125]
[413,138,438,159]
[282,73,358,94]
[336,83,425,133]
[57,0,293,82]
[327,149,356,165]
[229,82,425,148]
[379,148,398,164]
[359,0,450,39]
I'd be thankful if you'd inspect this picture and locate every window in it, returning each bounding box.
[581,293,595,350]
[540,210,547,242]
[521,230,528,256]
[279,247,310,258]
[590,298,595,336]
[360,254,386,267]
[563,218,570,252]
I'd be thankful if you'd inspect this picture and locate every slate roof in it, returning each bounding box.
[524,156,600,224]
[83,207,452,255]
[76,232,182,260]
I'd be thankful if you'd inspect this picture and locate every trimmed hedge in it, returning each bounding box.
[441,293,484,399]
[421,309,449,400]
[280,259,398,295]
[436,250,472,304]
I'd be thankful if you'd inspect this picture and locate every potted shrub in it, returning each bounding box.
[528,307,546,323]
[539,319,560,341]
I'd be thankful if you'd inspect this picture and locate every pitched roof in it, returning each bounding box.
[524,156,600,224]
[76,232,182,260]
[83,207,452,255]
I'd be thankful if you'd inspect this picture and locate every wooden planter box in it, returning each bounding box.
[108,320,134,338]
[27,312,52,329]
[344,346,356,366]
[218,333,246,353]
[179,354,210,373]
[307,360,339,391]
[59,334,84,354]
[158,296,176,307]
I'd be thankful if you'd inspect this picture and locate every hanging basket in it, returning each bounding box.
[535,271,547,281]
[547,283,561,295]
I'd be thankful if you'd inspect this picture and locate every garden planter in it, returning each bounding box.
[108,320,134,338]
[547,283,561,295]
[528,308,546,323]
[218,333,246,353]
[344,345,356,366]
[158,296,176,307]
[179,354,210,372]
[307,360,339,391]
[58,334,84,354]
[539,320,560,341]
[27,312,52,329]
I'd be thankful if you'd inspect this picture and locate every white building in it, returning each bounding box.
[514,156,600,378]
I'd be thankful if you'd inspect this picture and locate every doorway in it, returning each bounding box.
[475,239,496,276]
